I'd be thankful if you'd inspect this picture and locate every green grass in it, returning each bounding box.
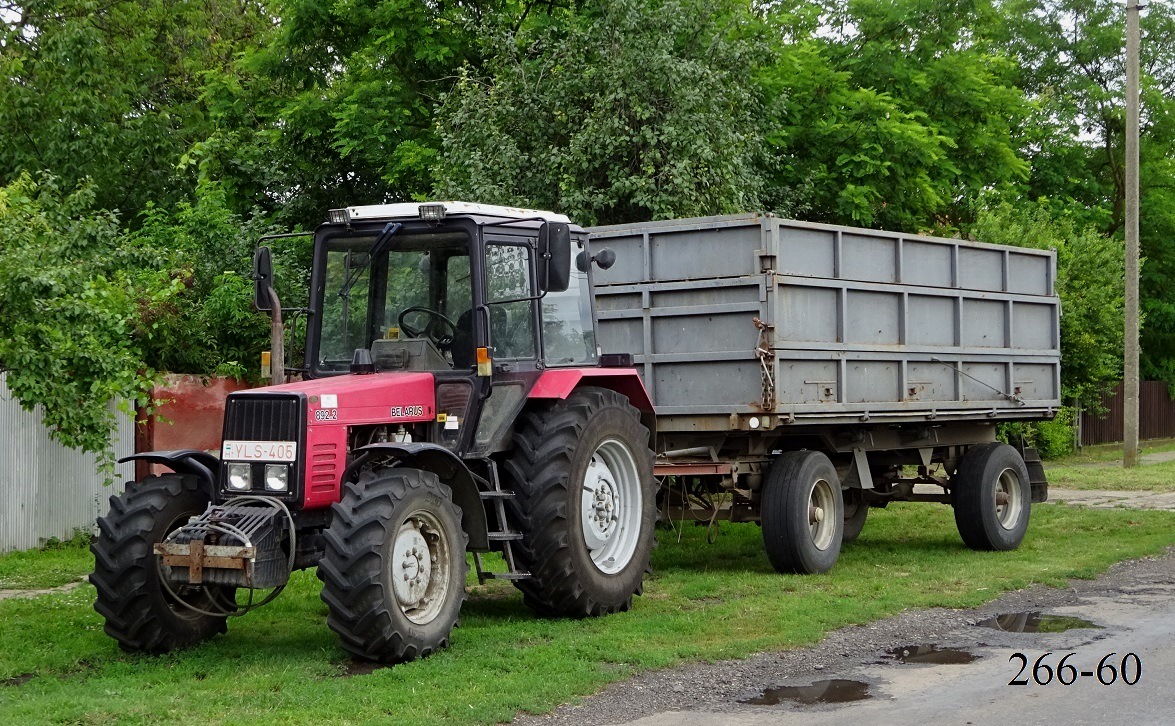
[1043,437,1175,492]
[0,532,93,590]
[1045,459,1175,492]
[1,504,1173,723]
[1049,437,1175,466]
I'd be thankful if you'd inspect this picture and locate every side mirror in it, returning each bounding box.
[575,248,616,272]
[537,221,572,293]
[253,246,275,312]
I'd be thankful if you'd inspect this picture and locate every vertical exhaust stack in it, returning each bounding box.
[253,246,285,385]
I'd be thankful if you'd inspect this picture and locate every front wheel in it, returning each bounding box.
[90,474,231,653]
[318,468,468,663]
[761,451,844,574]
[504,387,657,617]
[952,442,1031,551]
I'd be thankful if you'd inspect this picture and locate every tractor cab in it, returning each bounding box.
[309,202,598,378]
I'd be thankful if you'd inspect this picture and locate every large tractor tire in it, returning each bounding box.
[952,442,1031,551]
[90,474,232,653]
[318,467,468,663]
[504,386,657,617]
[761,450,844,574]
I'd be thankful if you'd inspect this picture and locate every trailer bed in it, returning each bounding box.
[590,214,1061,430]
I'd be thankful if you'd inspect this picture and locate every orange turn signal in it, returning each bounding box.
[476,347,492,376]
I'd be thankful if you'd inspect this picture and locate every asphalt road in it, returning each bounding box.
[517,548,1175,726]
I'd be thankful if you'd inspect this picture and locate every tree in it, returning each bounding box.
[432,0,770,226]
[761,0,1030,231]
[0,0,270,221]
[0,174,163,469]
[191,0,508,228]
[1000,0,1175,383]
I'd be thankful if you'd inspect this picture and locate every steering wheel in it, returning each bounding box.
[398,306,458,349]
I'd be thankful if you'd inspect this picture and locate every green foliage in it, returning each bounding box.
[127,183,291,375]
[1000,407,1076,460]
[191,0,501,226]
[433,0,770,225]
[0,0,271,221]
[971,201,1124,404]
[0,174,160,469]
[762,0,1029,231]
[1001,0,1175,384]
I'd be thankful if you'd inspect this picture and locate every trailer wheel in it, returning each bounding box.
[318,468,467,663]
[505,386,656,617]
[842,488,868,542]
[761,451,844,574]
[952,443,1031,551]
[90,474,231,653]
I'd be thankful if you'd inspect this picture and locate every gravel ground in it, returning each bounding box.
[511,546,1175,726]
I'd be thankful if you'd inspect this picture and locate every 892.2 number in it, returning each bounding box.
[1009,652,1141,686]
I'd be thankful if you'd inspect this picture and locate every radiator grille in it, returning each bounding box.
[223,395,302,441]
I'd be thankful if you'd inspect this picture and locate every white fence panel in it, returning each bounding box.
[0,372,134,553]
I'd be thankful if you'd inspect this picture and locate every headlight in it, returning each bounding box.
[264,464,289,492]
[227,463,252,491]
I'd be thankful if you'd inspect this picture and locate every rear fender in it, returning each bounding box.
[528,369,656,437]
[342,442,489,551]
[117,450,219,496]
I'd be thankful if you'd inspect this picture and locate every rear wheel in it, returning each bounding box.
[952,443,1031,551]
[761,451,844,574]
[842,488,868,542]
[318,468,467,663]
[90,474,231,653]
[504,387,657,617]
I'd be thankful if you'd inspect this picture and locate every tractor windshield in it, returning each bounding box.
[317,231,472,373]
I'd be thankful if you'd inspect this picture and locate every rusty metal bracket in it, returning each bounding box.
[154,542,257,586]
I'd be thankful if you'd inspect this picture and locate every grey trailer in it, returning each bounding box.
[590,213,1061,574]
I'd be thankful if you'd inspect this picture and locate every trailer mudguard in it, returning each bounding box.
[341,442,490,551]
[117,450,220,494]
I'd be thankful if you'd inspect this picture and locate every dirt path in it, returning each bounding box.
[513,547,1175,726]
[0,579,86,602]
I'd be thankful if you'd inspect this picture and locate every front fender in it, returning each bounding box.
[117,450,219,495]
[342,442,489,552]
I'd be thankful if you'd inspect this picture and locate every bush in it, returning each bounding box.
[999,407,1077,460]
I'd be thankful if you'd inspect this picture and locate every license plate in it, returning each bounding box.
[221,440,298,462]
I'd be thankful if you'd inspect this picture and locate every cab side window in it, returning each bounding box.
[485,243,536,360]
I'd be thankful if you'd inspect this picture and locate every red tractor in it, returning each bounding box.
[91,202,658,663]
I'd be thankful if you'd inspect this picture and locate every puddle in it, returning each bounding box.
[977,612,1101,633]
[342,660,388,678]
[1,673,33,687]
[882,644,979,665]
[741,679,871,706]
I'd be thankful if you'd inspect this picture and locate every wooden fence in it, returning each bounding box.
[1079,381,1175,446]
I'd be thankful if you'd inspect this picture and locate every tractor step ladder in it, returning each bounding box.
[472,461,531,584]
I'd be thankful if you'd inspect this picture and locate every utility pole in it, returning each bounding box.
[1124,0,1143,467]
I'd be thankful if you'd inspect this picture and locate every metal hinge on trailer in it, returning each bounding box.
[472,461,531,584]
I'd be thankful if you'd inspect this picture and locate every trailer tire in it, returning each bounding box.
[318,468,467,663]
[90,475,230,653]
[842,488,868,542]
[952,443,1031,551]
[762,451,843,574]
[505,387,656,617]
